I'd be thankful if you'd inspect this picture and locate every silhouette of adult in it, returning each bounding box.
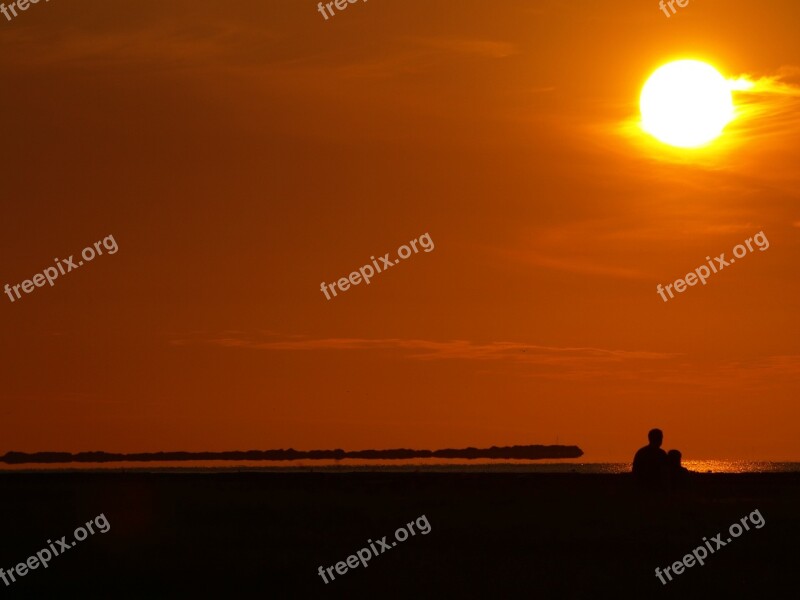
[632,428,667,486]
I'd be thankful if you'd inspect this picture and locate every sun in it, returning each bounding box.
[640,60,735,148]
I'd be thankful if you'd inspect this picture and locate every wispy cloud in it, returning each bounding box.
[490,217,760,282]
[171,333,800,389]
[0,20,269,70]
[407,37,518,59]
[172,332,675,367]
[728,68,800,141]
[499,248,650,280]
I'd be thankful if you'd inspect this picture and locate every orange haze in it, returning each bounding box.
[2,0,800,462]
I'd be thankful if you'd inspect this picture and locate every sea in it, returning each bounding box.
[1,459,799,473]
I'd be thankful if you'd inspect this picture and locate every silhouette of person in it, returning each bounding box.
[666,449,690,488]
[632,428,667,486]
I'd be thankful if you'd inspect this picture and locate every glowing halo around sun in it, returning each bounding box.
[640,60,735,148]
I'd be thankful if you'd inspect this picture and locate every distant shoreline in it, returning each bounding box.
[1,444,583,464]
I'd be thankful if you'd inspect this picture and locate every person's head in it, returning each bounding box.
[667,449,681,465]
[648,428,663,447]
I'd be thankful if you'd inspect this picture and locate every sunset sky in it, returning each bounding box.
[2,0,799,462]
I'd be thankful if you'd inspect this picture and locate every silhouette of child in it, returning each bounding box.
[667,449,690,488]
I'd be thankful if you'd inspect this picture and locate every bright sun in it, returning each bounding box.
[640,60,735,148]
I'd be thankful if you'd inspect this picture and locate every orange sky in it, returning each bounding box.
[1,0,799,462]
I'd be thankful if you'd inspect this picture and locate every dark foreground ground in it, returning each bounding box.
[0,472,797,599]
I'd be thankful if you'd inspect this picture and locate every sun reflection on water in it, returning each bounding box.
[683,460,784,474]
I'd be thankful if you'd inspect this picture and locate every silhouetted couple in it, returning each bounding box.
[632,428,689,488]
